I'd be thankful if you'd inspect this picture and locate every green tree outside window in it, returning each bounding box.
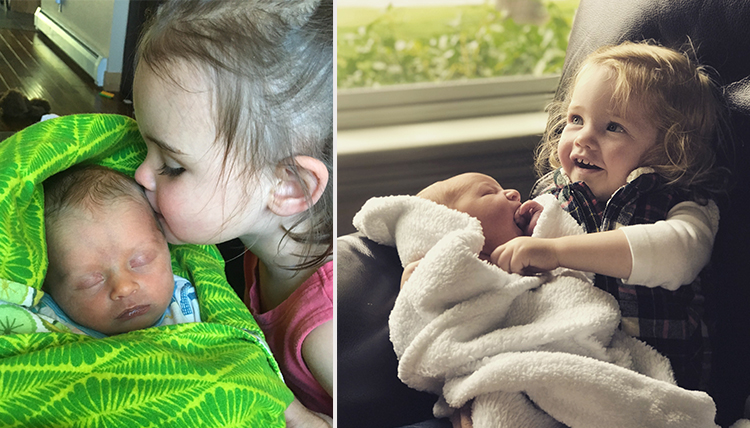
[338,0,578,89]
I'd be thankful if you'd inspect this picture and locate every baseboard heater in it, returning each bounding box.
[33,8,107,87]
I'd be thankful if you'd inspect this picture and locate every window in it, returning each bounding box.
[337,0,579,130]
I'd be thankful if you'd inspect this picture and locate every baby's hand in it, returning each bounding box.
[400,260,421,289]
[490,236,560,275]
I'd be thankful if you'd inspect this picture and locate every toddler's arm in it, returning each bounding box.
[491,230,632,278]
[490,200,718,289]
[302,320,333,397]
[620,200,718,290]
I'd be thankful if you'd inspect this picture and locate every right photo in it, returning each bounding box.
[336,1,750,428]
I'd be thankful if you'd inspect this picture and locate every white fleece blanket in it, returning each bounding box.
[353,194,719,428]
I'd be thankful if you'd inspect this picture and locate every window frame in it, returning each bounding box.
[337,74,560,130]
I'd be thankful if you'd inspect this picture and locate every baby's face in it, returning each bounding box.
[45,199,175,335]
[425,173,543,256]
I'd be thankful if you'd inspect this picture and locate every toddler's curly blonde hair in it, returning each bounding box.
[536,41,725,199]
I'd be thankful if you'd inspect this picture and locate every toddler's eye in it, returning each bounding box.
[607,122,624,133]
[569,115,582,125]
[158,164,185,177]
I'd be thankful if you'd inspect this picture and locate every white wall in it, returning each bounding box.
[39,0,129,75]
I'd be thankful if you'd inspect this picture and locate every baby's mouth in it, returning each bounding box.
[575,158,602,170]
[117,305,150,320]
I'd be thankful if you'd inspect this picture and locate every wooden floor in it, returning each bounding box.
[0,10,134,133]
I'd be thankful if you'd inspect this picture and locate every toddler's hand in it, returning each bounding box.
[490,236,560,275]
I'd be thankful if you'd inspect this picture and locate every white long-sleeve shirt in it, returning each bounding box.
[621,200,719,290]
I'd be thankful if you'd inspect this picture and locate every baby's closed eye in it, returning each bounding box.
[130,253,156,268]
[76,273,105,290]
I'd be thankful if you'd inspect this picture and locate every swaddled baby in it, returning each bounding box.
[353,172,715,428]
[401,172,544,287]
[37,164,201,338]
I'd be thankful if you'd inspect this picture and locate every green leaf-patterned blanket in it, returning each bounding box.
[0,114,293,427]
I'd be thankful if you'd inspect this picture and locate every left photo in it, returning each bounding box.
[0,1,333,427]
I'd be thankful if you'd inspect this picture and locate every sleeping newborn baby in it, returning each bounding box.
[402,172,544,285]
[353,172,717,428]
[37,164,201,338]
[418,173,543,256]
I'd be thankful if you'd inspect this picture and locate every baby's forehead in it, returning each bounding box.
[447,173,499,193]
[421,173,498,205]
[111,198,165,235]
[56,196,153,227]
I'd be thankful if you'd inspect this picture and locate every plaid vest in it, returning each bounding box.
[532,168,710,390]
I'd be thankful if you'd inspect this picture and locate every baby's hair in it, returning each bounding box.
[537,40,725,200]
[44,165,153,234]
[135,0,332,271]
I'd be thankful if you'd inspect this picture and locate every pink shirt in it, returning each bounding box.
[243,253,333,416]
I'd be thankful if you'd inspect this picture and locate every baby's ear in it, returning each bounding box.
[268,156,329,217]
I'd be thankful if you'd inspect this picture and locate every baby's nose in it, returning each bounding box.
[111,275,139,300]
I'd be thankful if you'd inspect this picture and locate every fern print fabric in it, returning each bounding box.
[0,114,293,427]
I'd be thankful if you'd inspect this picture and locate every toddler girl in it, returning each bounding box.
[131,0,333,425]
[494,41,726,390]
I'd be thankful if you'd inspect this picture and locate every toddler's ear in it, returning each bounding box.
[268,156,329,217]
